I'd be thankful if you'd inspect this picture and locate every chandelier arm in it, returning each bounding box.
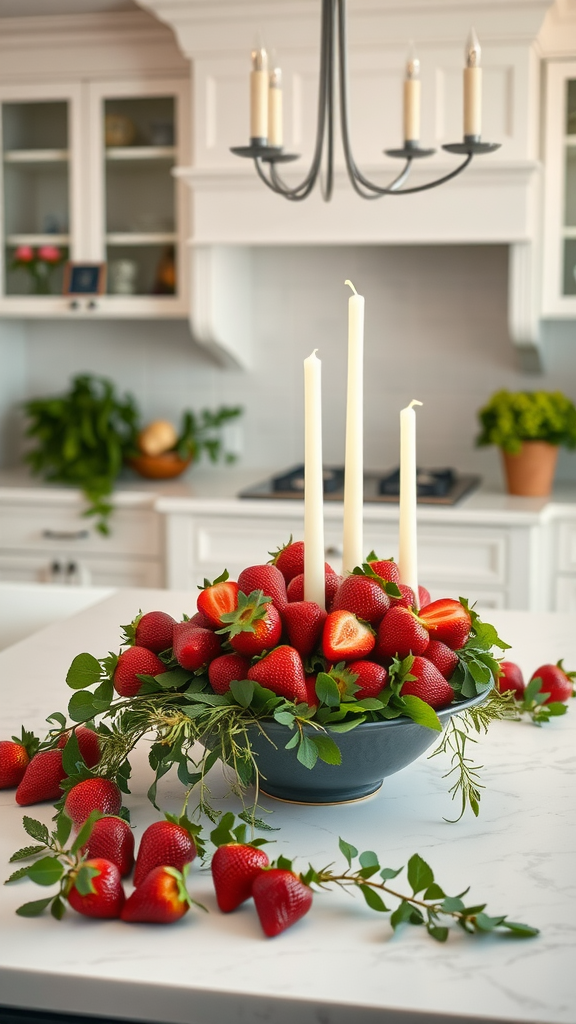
[390,152,474,194]
[253,156,289,195]
[269,160,318,200]
[320,0,336,202]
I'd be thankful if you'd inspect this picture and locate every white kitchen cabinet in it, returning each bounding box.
[549,512,576,611]
[0,16,190,319]
[542,60,576,318]
[0,493,164,589]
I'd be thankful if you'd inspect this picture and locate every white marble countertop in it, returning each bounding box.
[1,590,575,1024]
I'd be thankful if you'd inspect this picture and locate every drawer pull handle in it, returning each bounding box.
[325,545,343,557]
[43,529,90,541]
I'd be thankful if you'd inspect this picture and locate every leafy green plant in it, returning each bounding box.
[476,389,576,454]
[175,407,243,464]
[24,375,139,534]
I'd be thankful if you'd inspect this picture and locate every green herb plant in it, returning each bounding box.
[24,375,139,534]
[176,407,243,464]
[476,389,576,454]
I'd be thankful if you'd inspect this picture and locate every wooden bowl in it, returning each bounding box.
[128,452,192,480]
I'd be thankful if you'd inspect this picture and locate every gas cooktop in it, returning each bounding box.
[239,465,481,505]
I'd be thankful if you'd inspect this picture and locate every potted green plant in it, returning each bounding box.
[476,389,576,496]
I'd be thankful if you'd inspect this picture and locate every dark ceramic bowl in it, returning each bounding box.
[245,689,489,804]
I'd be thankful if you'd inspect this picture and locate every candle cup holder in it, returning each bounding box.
[230,142,300,164]
[384,142,436,160]
[442,139,501,155]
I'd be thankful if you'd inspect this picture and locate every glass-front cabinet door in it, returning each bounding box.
[87,78,189,317]
[0,83,82,313]
[543,62,576,317]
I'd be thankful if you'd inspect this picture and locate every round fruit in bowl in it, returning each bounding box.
[128,407,243,480]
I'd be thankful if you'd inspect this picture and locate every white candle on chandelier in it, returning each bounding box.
[404,43,421,144]
[304,349,325,608]
[463,27,482,138]
[250,42,269,142]
[268,58,283,148]
[398,399,422,608]
[342,280,365,575]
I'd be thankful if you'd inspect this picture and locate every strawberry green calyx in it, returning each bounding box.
[556,658,576,685]
[268,536,294,565]
[197,569,230,591]
[120,611,143,647]
[217,589,271,639]
[319,663,360,702]
[11,727,40,760]
[351,563,402,599]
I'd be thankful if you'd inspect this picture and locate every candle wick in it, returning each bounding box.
[409,399,423,409]
[344,279,357,295]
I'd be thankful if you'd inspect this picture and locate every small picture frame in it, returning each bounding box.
[63,262,107,296]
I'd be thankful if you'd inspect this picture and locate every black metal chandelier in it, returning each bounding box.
[231,0,499,202]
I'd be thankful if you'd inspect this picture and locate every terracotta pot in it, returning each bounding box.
[128,452,192,480]
[501,441,559,497]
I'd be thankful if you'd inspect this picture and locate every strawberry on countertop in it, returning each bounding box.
[57,725,101,769]
[81,815,135,877]
[121,865,194,924]
[529,661,575,704]
[252,868,313,937]
[0,728,39,789]
[133,820,197,887]
[15,749,66,806]
[211,843,270,912]
[68,858,125,919]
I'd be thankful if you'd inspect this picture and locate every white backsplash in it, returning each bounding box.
[3,243,576,486]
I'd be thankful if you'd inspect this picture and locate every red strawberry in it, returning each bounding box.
[64,778,122,828]
[113,646,167,697]
[121,865,192,923]
[136,611,176,653]
[282,601,327,659]
[377,606,429,660]
[252,869,313,937]
[211,843,270,912]
[529,661,575,704]
[81,816,134,877]
[197,576,240,627]
[209,653,250,695]
[347,660,388,700]
[304,674,318,708]
[496,660,525,698]
[172,622,221,671]
[247,646,307,703]
[58,726,101,769]
[418,586,432,609]
[391,584,416,609]
[287,571,341,610]
[322,610,375,661]
[237,564,288,612]
[368,558,400,584]
[0,741,30,789]
[331,575,390,626]
[419,599,471,650]
[15,750,66,806]
[401,655,454,710]
[425,640,459,681]
[270,539,334,585]
[133,820,197,887]
[68,858,125,919]
[225,597,282,658]
[188,610,214,630]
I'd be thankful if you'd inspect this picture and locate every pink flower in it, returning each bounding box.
[37,245,62,264]
[14,245,34,263]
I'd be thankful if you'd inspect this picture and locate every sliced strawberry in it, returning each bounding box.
[121,865,192,923]
[172,622,221,671]
[425,640,459,681]
[134,820,197,887]
[64,778,122,829]
[68,858,125,919]
[197,572,240,628]
[497,660,525,699]
[331,575,390,626]
[209,653,251,695]
[400,655,454,710]
[211,843,270,912]
[247,645,307,703]
[15,749,66,806]
[322,610,375,661]
[419,599,471,650]
[377,606,429,660]
[237,564,288,612]
[281,601,327,659]
[252,868,313,937]
[287,571,341,610]
[347,660,388,700]
[113,646,167,697]
[81,816,134,877]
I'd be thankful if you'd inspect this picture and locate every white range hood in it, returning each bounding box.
[136,0,563,368]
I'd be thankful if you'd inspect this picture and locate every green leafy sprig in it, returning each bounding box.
[512,675,571,725]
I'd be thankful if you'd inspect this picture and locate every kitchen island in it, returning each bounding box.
[0,590,575,1024]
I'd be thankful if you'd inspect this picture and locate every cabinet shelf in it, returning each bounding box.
[105,146,176,162]
[106,232,177,246]
[4,149,69,164]
[6,234,69,246]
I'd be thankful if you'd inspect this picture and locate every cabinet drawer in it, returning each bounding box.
[554,575,576,612]
[0,553,163,589]
[556,522,576,571]
[193,515,304,573]
[417,529,507,586]
[0,505,162,557]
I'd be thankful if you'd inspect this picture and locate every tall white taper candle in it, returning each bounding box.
[250,45,269,142]
[463,28,482,138]
[304,350,325,608]
[268,62,283,147]
[403,44,421,143]
[398,399,423,608]
[342,280,365,575]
